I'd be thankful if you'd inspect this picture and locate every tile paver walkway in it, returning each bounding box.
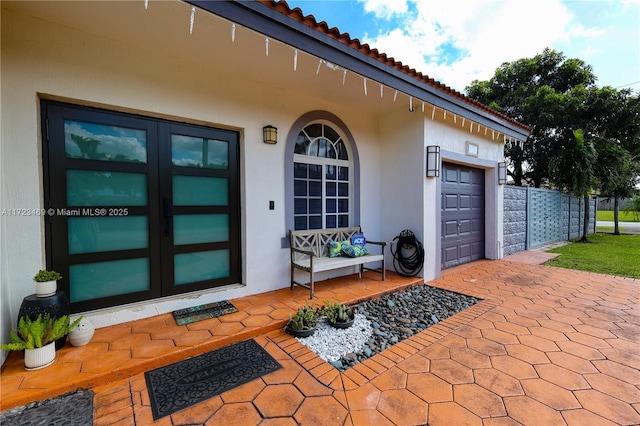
[1,255,638,425]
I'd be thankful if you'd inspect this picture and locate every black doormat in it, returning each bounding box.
[172,300,238,325]
[145,339,281,420]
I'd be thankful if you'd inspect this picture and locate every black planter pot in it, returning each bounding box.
[18,291,70,351]
[329,319,354,329]
[285,325,316,338]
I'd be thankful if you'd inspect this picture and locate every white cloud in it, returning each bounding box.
[361,0,584,91]
[358,0,409,19]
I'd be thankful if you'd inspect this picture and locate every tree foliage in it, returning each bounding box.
[624,194,640,221]
[466,48,640,237]
[467,48,597,187]
[549,129,596,241]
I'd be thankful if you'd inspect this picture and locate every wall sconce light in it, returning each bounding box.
[263,125,277,144]
[426,145,441,178]
[498,161,507,185]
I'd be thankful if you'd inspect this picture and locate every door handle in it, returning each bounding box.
[162,197,173,237]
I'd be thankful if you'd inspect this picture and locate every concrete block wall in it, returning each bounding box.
[504,186,596,256]
[503,186,528,256]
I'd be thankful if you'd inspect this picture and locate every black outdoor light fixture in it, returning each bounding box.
[263,125,277,144]
[426,145,441,178]
[498,161,507,185]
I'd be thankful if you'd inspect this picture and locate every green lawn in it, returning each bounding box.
[596,210,639,222]
[544,233,640,279]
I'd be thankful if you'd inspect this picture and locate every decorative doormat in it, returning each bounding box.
[172,300,238,325]
[145,339,281,420]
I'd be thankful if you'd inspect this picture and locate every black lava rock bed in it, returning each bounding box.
[329,285,480,371]
[0,389,94,426]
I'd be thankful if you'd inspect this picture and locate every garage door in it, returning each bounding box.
[441,163,485,268]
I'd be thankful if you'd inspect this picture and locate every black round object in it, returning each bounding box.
[329,319,354,329]
[285,325,316,338]
[391,229,425,277]
[18,291,71,351]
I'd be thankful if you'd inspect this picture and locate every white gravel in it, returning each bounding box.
[294,313,373,362]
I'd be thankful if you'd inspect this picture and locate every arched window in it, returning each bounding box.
[293,122,352,230]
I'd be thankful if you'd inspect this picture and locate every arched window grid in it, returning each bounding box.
[293,121,353,230]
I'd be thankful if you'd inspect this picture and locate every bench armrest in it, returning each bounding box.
[367,240,387,247]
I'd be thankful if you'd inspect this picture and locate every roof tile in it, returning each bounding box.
[264,0,531,133]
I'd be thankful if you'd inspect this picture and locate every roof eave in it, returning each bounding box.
[186,0,531,140]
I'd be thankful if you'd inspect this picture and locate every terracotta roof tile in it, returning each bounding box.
[262,0,531,133]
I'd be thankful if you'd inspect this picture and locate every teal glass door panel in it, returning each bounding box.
[174,250,230,285]
[171,135,228,169]
[172,176,228,206]
[43,101,240,313]
[166,126,235,291]
[67,170,148,206]
[69,258,150,302]
[173,214,229,245]
[64,120,147,163]
[68,216,149,254]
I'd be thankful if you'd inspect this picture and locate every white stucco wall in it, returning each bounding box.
[0,9,383,330]
[1,4,508,344]
[379,110,426,268]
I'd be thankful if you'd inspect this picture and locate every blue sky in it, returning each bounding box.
[284,0,640,94]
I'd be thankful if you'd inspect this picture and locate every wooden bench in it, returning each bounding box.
[290,226,386,298]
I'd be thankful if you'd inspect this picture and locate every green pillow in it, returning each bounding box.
[327,240,343,258]
[342,244,369,258]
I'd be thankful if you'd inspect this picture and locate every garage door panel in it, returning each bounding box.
[444,194,458,209]
[459,243,471,258]
[472,172,484,185]
[459,220,472,234]
[444,220,459,237]
[443,246,459,263]
[471,242,483,259]
[445,168,458,182]
[441,163,485,269]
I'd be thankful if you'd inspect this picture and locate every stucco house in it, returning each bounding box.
[0,0,530,363]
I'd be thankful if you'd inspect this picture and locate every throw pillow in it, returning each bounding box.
[327,240,342,258]
[342,244,369,258]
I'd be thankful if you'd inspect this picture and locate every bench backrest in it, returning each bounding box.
[290,227,363,259]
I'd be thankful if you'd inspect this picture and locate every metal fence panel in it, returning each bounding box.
[527,188,562,249]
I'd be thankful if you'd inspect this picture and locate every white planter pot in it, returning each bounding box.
[69,319,95,347]
[36,280,57,297]
[24,342,56,370]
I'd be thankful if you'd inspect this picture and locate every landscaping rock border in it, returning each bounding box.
[294,285,480,371]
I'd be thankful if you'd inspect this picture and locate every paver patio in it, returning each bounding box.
[1,255,638,425]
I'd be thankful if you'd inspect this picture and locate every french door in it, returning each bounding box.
[42,101,241,313]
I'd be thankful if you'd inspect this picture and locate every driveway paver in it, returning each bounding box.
[2,256,639,425]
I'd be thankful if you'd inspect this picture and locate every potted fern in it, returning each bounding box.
[1,313,81,370]
[285,304,320,338]
[33,270,61,297]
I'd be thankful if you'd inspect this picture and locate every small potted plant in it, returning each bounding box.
[285,304,320,338]
[322,301,355,329]
[1,313,81,370]
[33,270,61,297]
